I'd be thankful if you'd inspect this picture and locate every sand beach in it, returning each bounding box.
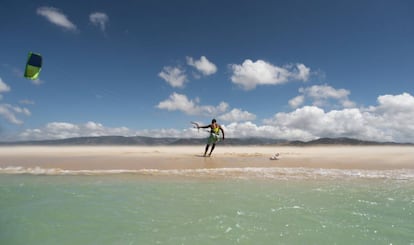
[1,145,413,171]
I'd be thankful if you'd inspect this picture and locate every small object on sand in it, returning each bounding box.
[270,153,280,160]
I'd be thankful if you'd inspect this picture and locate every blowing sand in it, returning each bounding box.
[0,145,413,171]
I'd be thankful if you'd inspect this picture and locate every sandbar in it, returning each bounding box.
[0,145,413,171]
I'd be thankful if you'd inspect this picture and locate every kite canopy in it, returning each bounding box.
[24,52,42,80]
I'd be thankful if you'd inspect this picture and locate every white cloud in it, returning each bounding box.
[264,106,372,139]
[0,78,31,124]
[300,84,349,100]
[294,64,311,81]
[186,56,217,76]
[9,93,414,143]
[18,121,132,140]
[0,104,30,125]
[263,93,414,142]
[31,79,44,86]
[365,93,414,141]
[224,121,315,140]
[89,12,109,32]
[15,121,204,141]
[159,56,215,87]
[156,93,196,113]
[230,59,310,90]
[0,78,11,95]
[290,84,356,109]
[289,95,305,108]
[136,128,199,138]
[154,90,414,142]
[37,6,77,31]
[375,93,414,113]
[218,108,256,122]
[158,66,187,88]
[19,100,35,105]
[157,92,229,116]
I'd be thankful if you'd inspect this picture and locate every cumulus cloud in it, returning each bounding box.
[263,92,414,142]
[18,121,133,140]
[0,104,31,125]
[224,121,315,140]
[37,6,77,31]
[89,12,109,32]
[301,84,349,100]
[186,56,217,76]
[10,93,414,143]
[158,66,187,88]
[294,64,312,81]
[157,92,256,123]
[0,78,11,94]
[136,128,200,138]
[230,59,310,90]
[264,106,374,140]
[157,92,228,116]
[375,93,414,113]
[0,78,11,100]
[290,84,356,109]
[0,78,32,125]
[153,90,414,143]
[365,93,414,141]
[218,108,256,122]
[289,95,305,108]
[14,121,204,141]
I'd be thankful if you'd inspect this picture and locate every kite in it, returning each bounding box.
[24,52,42,80]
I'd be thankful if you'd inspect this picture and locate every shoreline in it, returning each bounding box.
[0,145,413,171]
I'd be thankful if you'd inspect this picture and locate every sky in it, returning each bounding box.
[1,0,414,142]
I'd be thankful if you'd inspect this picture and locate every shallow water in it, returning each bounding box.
[1,169,414,244]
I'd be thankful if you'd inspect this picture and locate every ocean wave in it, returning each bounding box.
[1,166,414,180]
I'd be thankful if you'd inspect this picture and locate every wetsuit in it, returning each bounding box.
[208,126,220,144]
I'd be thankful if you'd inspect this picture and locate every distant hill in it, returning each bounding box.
[288,137,406,146]
[0,136,411,146]
[0,136,285,146]
[0,136,177,146]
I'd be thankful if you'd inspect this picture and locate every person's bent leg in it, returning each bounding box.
[209,144,216,156]
[204,144,210,157]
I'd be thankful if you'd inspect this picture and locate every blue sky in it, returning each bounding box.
[1,0,414,142]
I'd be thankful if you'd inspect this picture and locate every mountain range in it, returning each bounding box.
[0,136,411,146]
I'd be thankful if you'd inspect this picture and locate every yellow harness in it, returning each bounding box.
[212,126,220,134]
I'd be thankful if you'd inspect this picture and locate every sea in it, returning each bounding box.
[1,166,414,245]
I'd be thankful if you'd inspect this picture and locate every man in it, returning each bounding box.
[197,119,225,157]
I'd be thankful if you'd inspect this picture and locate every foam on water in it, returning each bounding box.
[1,166,414,180]
[1,167,414,244]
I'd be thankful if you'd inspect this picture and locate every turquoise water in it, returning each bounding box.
[1,169,414,244]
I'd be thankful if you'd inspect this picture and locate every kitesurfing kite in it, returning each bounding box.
[24,52,42,80]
